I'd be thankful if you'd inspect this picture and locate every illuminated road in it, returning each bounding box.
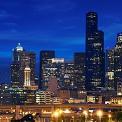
[0,104,121,121]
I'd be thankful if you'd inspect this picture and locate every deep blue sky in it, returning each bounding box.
[0,0,122,82]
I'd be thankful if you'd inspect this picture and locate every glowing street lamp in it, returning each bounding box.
[83,110,88,122]
[96,110,103,122]
[52,109,63,122]
[52,111,60,122]
[52,111,60,118]
[63,109,71,114]
[108,114,112,122]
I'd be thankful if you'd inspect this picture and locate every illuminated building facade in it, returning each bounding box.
[106,49,115,90]
[42,58,65,88]
[11,43,24,88]
[24,65,31,87]
[40,50,55,89]
[11,43,36,88]
[114,33,122,96]
[111,96,122,104]
[64,62,75,88]
[36,90,52,104]
[85,12,105,91]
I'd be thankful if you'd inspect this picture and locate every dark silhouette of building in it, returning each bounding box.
[39,50,55,89]
[74,52,85,91]
[11,62,20,88]
[11,114,35,122]
[85,12,105,91]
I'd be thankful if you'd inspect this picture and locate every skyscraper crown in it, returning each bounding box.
[16,43,23,51]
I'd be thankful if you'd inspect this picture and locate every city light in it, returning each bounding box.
[52,111,60,118]
[83,110,88,117]
[0,0,122,121]
[96,110,103,122]
[96,110,103,117]
[83,110,88,122]
[63,109,71,114]
[108,114,112,118]
[52,109,63,118]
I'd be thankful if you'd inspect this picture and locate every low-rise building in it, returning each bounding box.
[111,97,122,104]
[36,90,52,104]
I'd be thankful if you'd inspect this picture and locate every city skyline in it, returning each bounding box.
[0,0,122,83]
[0,12,122,83]
[0,1,122,122]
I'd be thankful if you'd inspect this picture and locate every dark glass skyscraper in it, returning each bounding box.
[74,52,85,90]
[39,51,55,89]
[85,12,105,91]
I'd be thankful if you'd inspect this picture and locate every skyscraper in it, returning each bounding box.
[11,62,20,88]
[85,12,105,91]
[11,43,36,88]
[64,62,75,88]
[39,51,55,89]
[74,52,85,90]
[20,51,36,86]
[114,33,122,96]
[42,58,64,89]
[86,12,98,34]
[11,43,24,88]
[106,49,115,90]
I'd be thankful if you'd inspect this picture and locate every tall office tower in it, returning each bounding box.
[114,33,122,96]
[39,51,55,89]
[85,12,105,91]
[74,52,85,91]
[11,43,24,88]
[42,58,64,89]
[11,63,20,88]
[24,65,31,87]
[11,43,36,88]
[20,51,36,86]
[106,49,115,90]
[64,62,75,88]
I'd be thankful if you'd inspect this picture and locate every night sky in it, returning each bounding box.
[0,0,122,82]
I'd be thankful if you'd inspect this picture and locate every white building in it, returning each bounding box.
[36,90,52,104]
[24,65,31,87]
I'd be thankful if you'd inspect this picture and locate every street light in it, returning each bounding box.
[108,114,112,122]
[83,110,88,122]
[63,109,71,114]
[96,110,103,122]
[52,111,60,122]
[52,111,60,118]
[52,109,63,122]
